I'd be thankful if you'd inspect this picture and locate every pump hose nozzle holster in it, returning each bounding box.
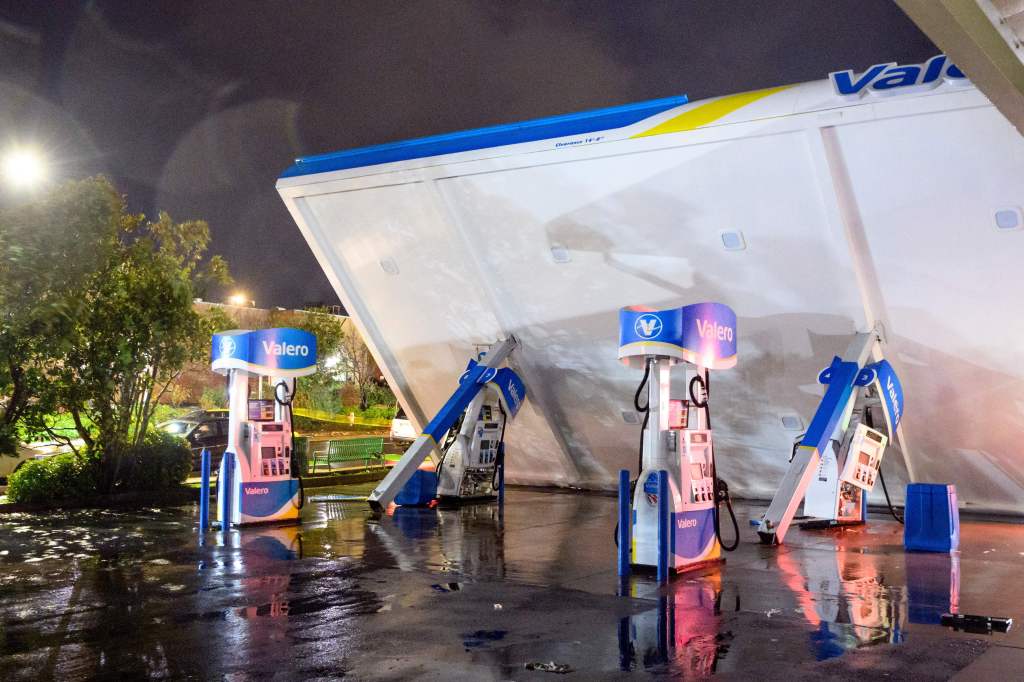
[713,477,740,551]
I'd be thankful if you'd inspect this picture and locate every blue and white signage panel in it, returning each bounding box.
[865,359,904,432]
[460,359,527,418]
[618,302,737,370]
[677,302,737,369]
[212,328,318,377]
[491,367,526,417]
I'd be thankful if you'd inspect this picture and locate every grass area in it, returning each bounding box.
[22,404,194,444]
[20,405,390,445]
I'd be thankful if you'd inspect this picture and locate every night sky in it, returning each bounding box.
[0,1,937,309]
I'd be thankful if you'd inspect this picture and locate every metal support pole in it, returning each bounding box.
[657,469,669,583]
[618,469,631,577]
[199,448,210,532]
[656,595,669,663]
[497,442,505,507]
[617,617,631,671]
[220,452,234,531]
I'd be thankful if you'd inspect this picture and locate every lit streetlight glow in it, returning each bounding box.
[228,293,253,307]
[2,146,47,190]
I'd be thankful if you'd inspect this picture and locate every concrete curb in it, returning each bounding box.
[0,469,389,514]
[0,487,199,514]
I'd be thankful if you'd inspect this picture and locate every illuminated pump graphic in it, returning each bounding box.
[368,336,526,511]
[211,328,317,526]
[618,303,739,573]
[755,327,905,545]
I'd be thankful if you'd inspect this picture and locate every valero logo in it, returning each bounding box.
[261,340,309,357]
[695,318,733,342]
[219,336,236,358]
[634,314,663,339]
[830,54,968,100]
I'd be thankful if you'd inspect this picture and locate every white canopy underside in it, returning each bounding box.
[278,78,1024,515]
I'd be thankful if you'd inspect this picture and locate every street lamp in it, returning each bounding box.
[227,292,254,307]
[2,146,47,191]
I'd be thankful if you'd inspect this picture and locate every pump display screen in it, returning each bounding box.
[248,399,275,421]
[668,400,688,429]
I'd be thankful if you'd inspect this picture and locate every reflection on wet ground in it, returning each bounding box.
[0,486,1020,679]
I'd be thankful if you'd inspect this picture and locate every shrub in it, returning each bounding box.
[298,382,343,414]
[150,403,193,425]
[8,453,99,504]
[363,405,398,421]
[199,386,226,410]
[122,430,192,491]
[363,383,396,409]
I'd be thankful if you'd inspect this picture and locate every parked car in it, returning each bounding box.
[0,444,47,481]
[158,411,229,471]
[390,408,416,444]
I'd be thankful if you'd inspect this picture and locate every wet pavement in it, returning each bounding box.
[0,488,1020,680]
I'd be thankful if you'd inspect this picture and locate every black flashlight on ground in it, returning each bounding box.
[941,613,1013,634]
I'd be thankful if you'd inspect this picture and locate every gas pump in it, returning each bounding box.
[368,337,525,511]
[211,328,317,527]
[618,303,739,574]
[755,328,906,545]
[435,389,508,503]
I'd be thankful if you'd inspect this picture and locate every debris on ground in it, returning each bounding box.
[431,582,462,592]
[524,661,574,674]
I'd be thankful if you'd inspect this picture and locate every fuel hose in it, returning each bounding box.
[689,371,739,551]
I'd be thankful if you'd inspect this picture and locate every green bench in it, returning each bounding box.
[310,437,385,473]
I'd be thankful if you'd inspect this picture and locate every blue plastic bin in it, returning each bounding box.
[394,469,438,506]
[904,483,959,553]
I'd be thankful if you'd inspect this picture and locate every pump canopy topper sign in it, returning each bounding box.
[211,328,317,378]
[829,54,969,100]
[618,302,737,370]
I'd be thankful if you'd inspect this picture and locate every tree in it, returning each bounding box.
[337,328,382,410]
[2,177,231,491]
[266,307,347,411]
[58,212,230,489]
[264,308,387,411]
[0,179,122,454]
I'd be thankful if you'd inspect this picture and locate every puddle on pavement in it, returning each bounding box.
[0,489,1013,680]
[461,629,507,649]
